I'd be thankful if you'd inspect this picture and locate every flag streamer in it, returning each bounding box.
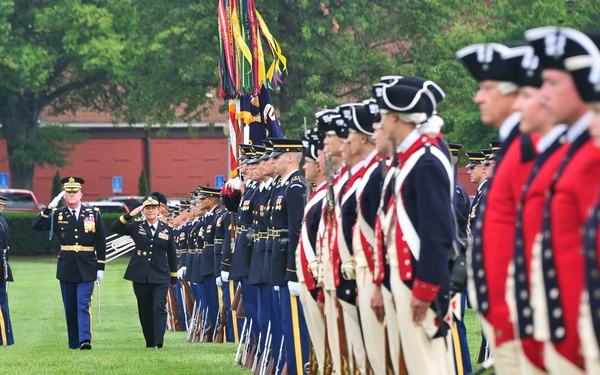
[218,0,287,175]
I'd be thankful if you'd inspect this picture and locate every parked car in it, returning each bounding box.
[0,188,42,212]
[83,201,130,214]
[100,196,144,211]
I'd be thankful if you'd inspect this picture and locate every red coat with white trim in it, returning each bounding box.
[298,182,327,291]
[481,135,537,347]
[547,139,600,368]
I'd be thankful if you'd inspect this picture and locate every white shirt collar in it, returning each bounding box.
[398,129,421,153]
[498,112,521,142]
[566,111,592,142]
[350,160,364,175]
[70,205,81,217]
[364,149,378,165]
[536,124,568,153]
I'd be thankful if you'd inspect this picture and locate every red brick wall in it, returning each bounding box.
[31,137,228,204]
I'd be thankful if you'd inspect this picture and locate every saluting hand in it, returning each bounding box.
[410,296,431,326]
[129,205,145,217]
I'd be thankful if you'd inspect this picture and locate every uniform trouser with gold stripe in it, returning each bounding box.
[0,282,13,346]
[299,283,325,374]
[356,265,386,375]
[390,265,454,375]
[280,285,310,375]
[60,280,94,349]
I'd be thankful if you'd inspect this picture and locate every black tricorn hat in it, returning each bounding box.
[564,30,600,102]
[525,27,600,71]
[501,45,542,88]
[456,43,516,83]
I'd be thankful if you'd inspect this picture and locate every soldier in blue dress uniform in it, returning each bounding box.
[110,195,177,348]
[0,195,14,346]
[269,138,311,375]
[196,186,223,341]
[32,176,107,350]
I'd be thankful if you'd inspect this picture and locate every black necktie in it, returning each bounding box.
[150,225,156,236]
[71,210,77,219]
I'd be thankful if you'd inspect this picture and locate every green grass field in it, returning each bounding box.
[1,257,489,374]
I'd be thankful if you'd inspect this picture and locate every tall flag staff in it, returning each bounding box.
[218,0,286,178]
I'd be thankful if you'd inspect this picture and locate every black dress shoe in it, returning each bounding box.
[80,341,92,350]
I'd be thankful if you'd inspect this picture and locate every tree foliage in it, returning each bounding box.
[1,0,600,190]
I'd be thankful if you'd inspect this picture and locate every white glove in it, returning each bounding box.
[288,281,300,296]
[227,177,242,191]
[177,267,186,279]
[48,191,66,209]
[273,285,280,292]
[96,270,104,283]
[216,276,222,287]
[220,271,229,283]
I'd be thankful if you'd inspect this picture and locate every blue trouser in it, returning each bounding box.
[256,284,271,348]
[201,277,219,333]
[269,286,284,372]
[453,292,472,375]
[279,286,310,375]
[0,282,14,346]
[174,279,189,331]
[60,280,94,349]
[222,280,236,342]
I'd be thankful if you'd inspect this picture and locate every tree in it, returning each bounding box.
[138,169,148,197]
[50,170,61,208]
[0,0,135,189]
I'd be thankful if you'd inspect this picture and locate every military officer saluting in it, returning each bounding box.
[0,195,14,346]
[32,176,107,350]
[110,195,177,348]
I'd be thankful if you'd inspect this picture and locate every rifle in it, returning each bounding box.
[166,285,184,331]
[251,331,263,372]
[256,321,271,375]
[275,335,285,375]
[180,280,195,330]
[235,318,248,365]
[212,308,221,342]
[335,298,350,375]
[245,334,258,370]
[308,339,319,375]
[241,319,254,367]
[201,307,212,343]
[323,318,333,375]
[187,302,197,342]
[215,284,227,343]
[259,329,272,375]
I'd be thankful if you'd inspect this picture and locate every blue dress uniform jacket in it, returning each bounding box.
[32,206,107,282]
[214,208,229,275]
[189,217,204,283]
[229,182,257,280]
[270,170,309,286]
[110,215,177,284]
[248,182,272,285]
[200,206,221,278]
[220,211,234,273]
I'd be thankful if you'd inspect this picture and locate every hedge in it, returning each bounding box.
[3,212,123,256]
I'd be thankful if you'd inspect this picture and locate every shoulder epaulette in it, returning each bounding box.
[134,217,142,222]
[168,223,174,228]
[93,207,100,212]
